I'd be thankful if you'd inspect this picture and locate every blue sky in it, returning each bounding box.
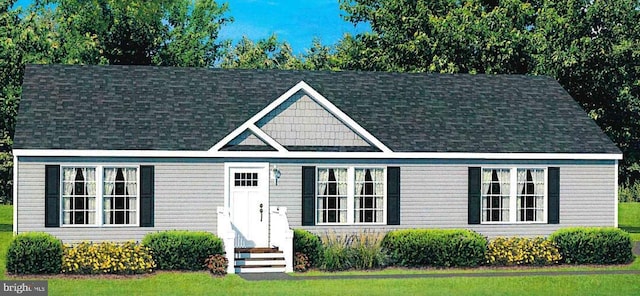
[13,0,369,54]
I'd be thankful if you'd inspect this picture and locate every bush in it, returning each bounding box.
[485,237,561,266]
[204,254,228,276]
[142,230,224,270]
[6,232,63,274]
[293,229,322,267]
[294,252,310,272]
[62,241,155,274]
[381,229,487,268]
[550,227,634,265]
[318,231,387,271]
[619,181,640,202]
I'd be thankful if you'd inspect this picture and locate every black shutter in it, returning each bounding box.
[548,167,560,224]
[387,167,400,225]
[140,165,154,227]
[468,167,481,224]
[45,165,60,227]
[302,166,315,226]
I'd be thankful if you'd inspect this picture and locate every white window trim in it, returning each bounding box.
[480,167,548,225]
[60,165,140,228]
[315,166,387,226]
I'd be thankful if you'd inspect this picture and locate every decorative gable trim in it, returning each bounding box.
[208,81,392,153]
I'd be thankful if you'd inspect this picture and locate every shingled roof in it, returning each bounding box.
[14,64,620,154]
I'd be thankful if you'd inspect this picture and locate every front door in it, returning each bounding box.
[228,164,269,248]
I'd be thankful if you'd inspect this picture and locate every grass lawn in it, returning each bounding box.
[619,202,640,241]
[1,204,639,295]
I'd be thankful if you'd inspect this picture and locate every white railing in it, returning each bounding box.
[217,206,237,274]
[270,206,294,272]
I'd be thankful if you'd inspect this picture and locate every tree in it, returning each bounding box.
[0,0,232,203]
[339,0,640,183]
[220,35,304,70]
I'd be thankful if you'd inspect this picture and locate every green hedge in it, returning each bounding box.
[142,230,224,270]
[381,229,486,267]
[293,229,323,267]
[6,232,63,274]
[549,227,633,265]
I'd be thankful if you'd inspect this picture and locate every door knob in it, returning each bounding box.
[259,203,263,222]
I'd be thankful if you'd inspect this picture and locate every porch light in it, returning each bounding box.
[272,166,282,185]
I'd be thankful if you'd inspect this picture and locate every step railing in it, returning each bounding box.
[269,206,294,272]
[217,206,237,274]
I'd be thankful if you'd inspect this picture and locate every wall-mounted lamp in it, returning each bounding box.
[272,166,282,186]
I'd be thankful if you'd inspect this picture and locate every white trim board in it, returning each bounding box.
[208,81,392,153]
[13,149,623,160]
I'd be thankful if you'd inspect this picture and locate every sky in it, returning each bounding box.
[13,0,370,54]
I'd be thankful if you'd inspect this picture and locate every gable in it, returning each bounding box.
[220,130,276,151]
[211,81,390,153]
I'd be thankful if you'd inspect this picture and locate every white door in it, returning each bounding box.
[228,164,269,248]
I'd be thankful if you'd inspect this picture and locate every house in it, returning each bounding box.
[13,64,622,273]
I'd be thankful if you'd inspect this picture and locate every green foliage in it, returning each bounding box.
[220,35,303,70]
[142,230,224,271]
[203,254,227,276]
[339,0,640,184]
[62,241,155,274]
[485,237,561,266]
[6,232,63,274]
[619,181,640,202]
[381,229,487,267]
[319,231,386,271]
[293,229,323,267]
[549,227,634,265]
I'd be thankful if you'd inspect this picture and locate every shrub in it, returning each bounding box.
[142,230,224,270]
[619,181,640,202]
[62,241,155,274]
[485,237,561,266]
[294,252,310,272]
[320,232,353,271]
[381,229,487,268]
[293,229,322,267]
[204,254,228,276]
[549,227,634,265]
[6,232,63,274]
[350,231,387,270]
[318,231,387,271]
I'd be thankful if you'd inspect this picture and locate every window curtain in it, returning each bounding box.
[103,168,116,223]
[335,168,348,222]
[85,168,96,224]
[374,169,384,222]
[355,169,365,196]
[125,168,137,222]
[317,169,328,196]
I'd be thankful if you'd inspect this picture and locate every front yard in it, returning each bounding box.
[1,204,639,295]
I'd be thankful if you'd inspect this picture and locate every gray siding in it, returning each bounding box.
[16,161,223,242]
[17,158,616,242]
[272,162,616,238]
[257,94,370,147]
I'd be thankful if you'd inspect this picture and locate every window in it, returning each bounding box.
[61,166,139,226]
[355,168,384,223]
[234,172,258,187]
[481,169,510,222]
[104,168,138,225]
[481,168,546,223]
[517,169,545,222]
[316,167,385,225]
[317,168,348,223]
[62,168,96,225]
